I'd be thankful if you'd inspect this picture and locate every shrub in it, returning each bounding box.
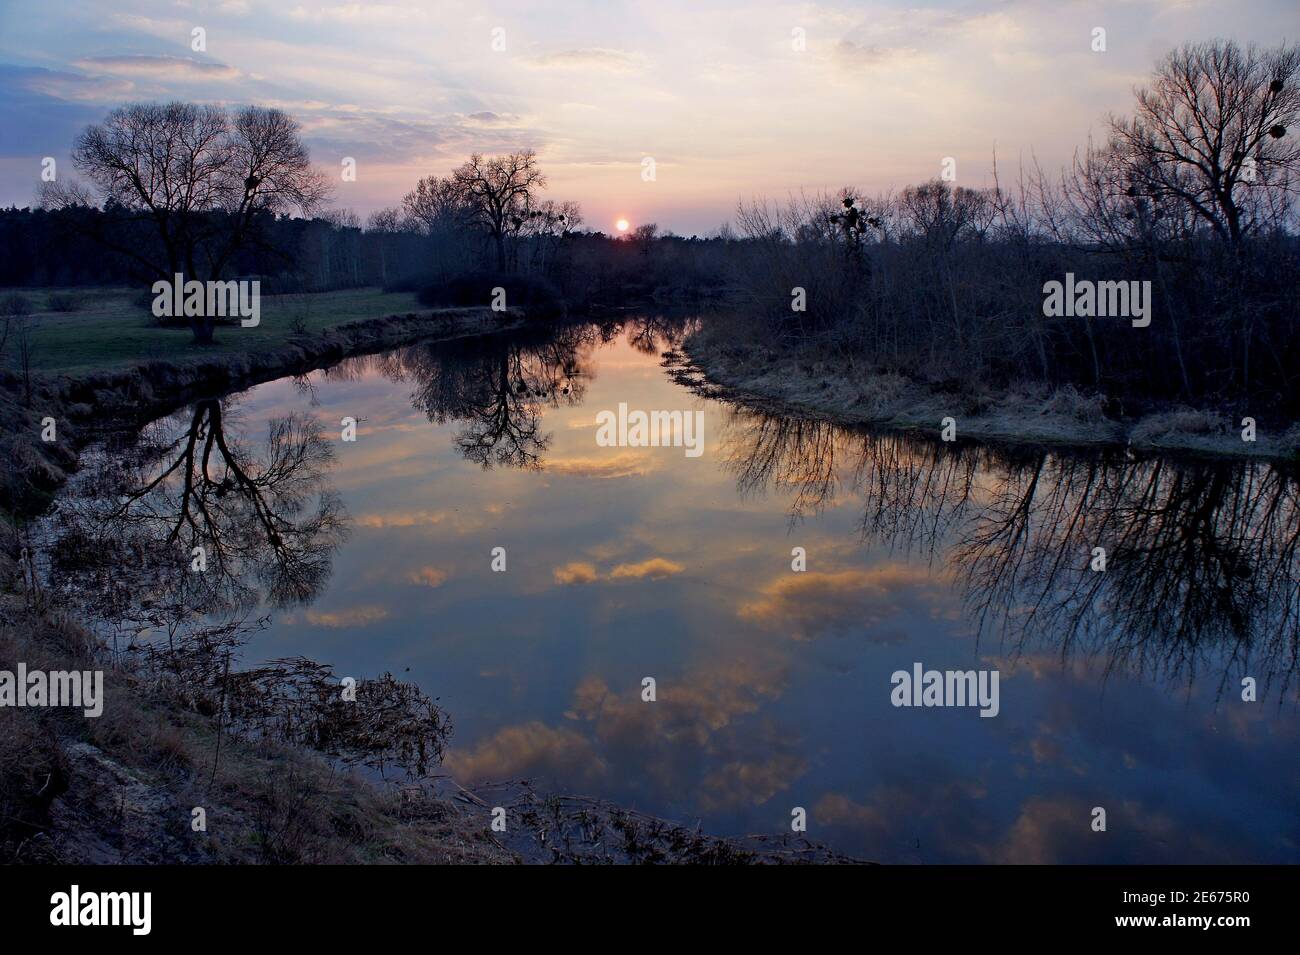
[1,292,32,320]
[45,292,81,312]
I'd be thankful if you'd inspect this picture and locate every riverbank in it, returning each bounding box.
[0,602,517,863]
[677,331,1300,461]
[1,303,527,515]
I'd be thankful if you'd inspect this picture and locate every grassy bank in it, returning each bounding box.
[9,286,423,376]
[679,327,1300,461]
[0,294,528,517]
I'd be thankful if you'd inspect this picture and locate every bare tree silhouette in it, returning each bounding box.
[716,405,1300,697]
[331,327,597,470]
[53,398,349,617]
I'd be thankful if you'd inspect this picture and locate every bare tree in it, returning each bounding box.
[1,294,34,404]
[365,207,403,283]
[366,207,402,233]
[43,102,329,342]
[401,175,467,236]
[1108,40,1300,243]
[898,180,997,249]
[519,198,582,271]
[451,150,547,270]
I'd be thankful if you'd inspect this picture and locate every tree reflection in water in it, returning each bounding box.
[716,407,1300,698]
[40,396,457,778]
[49,397,347,629]
[323,320,683,470]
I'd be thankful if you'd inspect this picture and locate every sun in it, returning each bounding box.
[615,218,630,233]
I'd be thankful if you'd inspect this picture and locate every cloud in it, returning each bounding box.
[814,791,887,832]
[569,661,787,747]
[107,13,193,42]
[608,557,684,580]
[831,40,920,70]
[553,561,600,585]
[980,797,1243,865]
[406,566,448,587]
[739,563,950,639]
[522,48,644,73]
[284,3,429,24]
[551,556,683,584]
[546,451,656,480]
[562,661,794,798]
[73,55,241,82]
[0,67,111,160]
[21,68,133,102]
[293,108,503,164]
[354,509,451,529]
[302,605,390,628]
[444,721,607,785]
[464,110,519,125]
[699,752,808,810]
[812,778,992,860]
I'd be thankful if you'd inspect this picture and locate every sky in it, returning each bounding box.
[0,0,1295,235]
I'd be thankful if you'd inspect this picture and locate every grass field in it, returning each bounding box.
[4,286,423,375]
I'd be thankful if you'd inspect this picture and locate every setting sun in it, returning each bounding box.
[615,218,629,233]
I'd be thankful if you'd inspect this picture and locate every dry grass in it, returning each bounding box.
[460,782,869,864]
[0,603,513,865]
[678,328,1298,460]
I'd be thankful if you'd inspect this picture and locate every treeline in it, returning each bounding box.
[723,182,1300,415]
[381,151,733,309]
[0,204,735,306]
[721,40,1300,416]
[0,206,395,291]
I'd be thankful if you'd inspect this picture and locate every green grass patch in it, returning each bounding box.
[7,286,422,376]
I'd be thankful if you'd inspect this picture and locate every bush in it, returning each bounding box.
[45,292,81,312]
[417,270,564,317]
[1,292,32,320]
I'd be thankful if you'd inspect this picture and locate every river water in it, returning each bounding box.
[44,317,1300,862]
